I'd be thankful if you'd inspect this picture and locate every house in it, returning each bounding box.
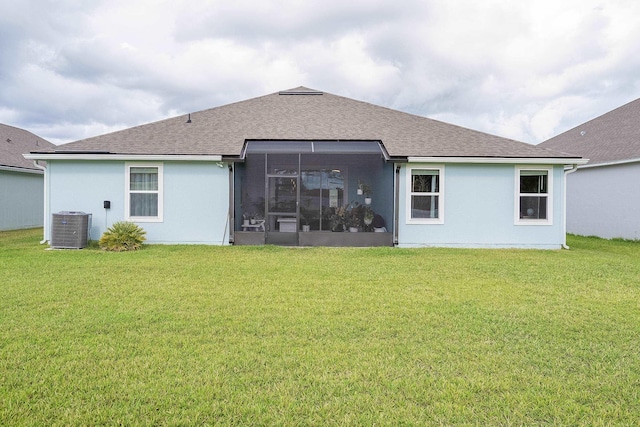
[1,124,54,231]
[539,98,640,240]
[25,87,585,248]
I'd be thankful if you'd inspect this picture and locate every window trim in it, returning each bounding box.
[125,162,164,222]
[406,165,444,224]
[514,165,552,226]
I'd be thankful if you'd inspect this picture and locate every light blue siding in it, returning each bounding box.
[46,161,229,244]
[397,163,566,249]
[0,169,44,231]
[44,160,566,248]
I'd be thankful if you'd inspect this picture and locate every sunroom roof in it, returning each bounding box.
[243,140,387,157]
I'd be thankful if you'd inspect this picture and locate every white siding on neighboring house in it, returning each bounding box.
[0,169,44,231]
[397,163,566,249]
[566,162,640,240]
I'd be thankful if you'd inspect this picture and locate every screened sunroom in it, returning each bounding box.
[232,140,395,246]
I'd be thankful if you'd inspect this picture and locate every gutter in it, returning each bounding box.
[576,157,637,169]
[0,164,44,174]
[32,160,49,244]
[408,156,588,165]
[23,153,223,162]
[562,164,579,249]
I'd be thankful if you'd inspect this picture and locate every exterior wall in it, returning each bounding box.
[566,162,640,240]
[0,169,44,231]
[46,160,230,244]
[43,160,568,247]
[397,163,566,249]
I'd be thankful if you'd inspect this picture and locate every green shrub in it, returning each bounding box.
[99,221,147,252]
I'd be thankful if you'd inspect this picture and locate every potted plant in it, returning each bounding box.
[328,206,347,232]
[357,180,371,197]
[300,199,315,232]
[300,210,311,232]
[347,213,359,232]
[363,208,374,231]
[358,181,372,205]
[346,202,363,232]
[330,201,365,232]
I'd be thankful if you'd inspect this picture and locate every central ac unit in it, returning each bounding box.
[50,211,92,249]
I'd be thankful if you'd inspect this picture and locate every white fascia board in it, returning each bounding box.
[578,157,640,169]
[0,164,44,174]
[23,153,223,162]
[407,156,588,165]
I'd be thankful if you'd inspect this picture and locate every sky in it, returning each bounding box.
[1,0,639,146]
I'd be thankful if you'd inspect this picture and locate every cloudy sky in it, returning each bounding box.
[1,0,639,145]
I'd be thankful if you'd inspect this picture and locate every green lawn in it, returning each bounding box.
[1,228,639,426]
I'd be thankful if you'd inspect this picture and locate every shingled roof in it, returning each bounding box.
[1,124,53,171]
[539,97,640,166]
[38,87,576,160]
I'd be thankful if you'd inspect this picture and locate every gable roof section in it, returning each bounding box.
[32,87,578,161]
[539,97,640,166]
[1,124,53,172]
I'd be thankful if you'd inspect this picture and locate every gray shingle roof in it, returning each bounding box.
[539,97,640,165]
[1,124,53,170]
[41,87,576,159]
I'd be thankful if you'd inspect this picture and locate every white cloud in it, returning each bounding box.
[529,96,591,142]
[1,0,640,144]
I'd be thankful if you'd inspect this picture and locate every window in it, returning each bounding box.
[516,167,552,225]
[407,166,444,224]
[126,163,163,222]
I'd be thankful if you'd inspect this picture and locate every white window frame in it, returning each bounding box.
[406,165,444,224]
[514,165,552,225]
[125,162,164,222]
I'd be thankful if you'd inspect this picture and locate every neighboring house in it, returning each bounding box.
[1,124,54,231]
[539,98,640,240]
[25,87,584,248]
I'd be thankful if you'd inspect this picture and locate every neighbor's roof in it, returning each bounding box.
[35,87,577,160]
[1,123,53,171]
[539,97,640,166]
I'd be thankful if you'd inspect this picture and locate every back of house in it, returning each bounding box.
[26,87,584,248]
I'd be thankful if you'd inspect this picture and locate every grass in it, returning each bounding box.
[1,228,639,426]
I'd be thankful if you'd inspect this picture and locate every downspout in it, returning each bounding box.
[32,160,48,244]
[393,164,401,246]
[562,164,579,249]
[228,163,234,244]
